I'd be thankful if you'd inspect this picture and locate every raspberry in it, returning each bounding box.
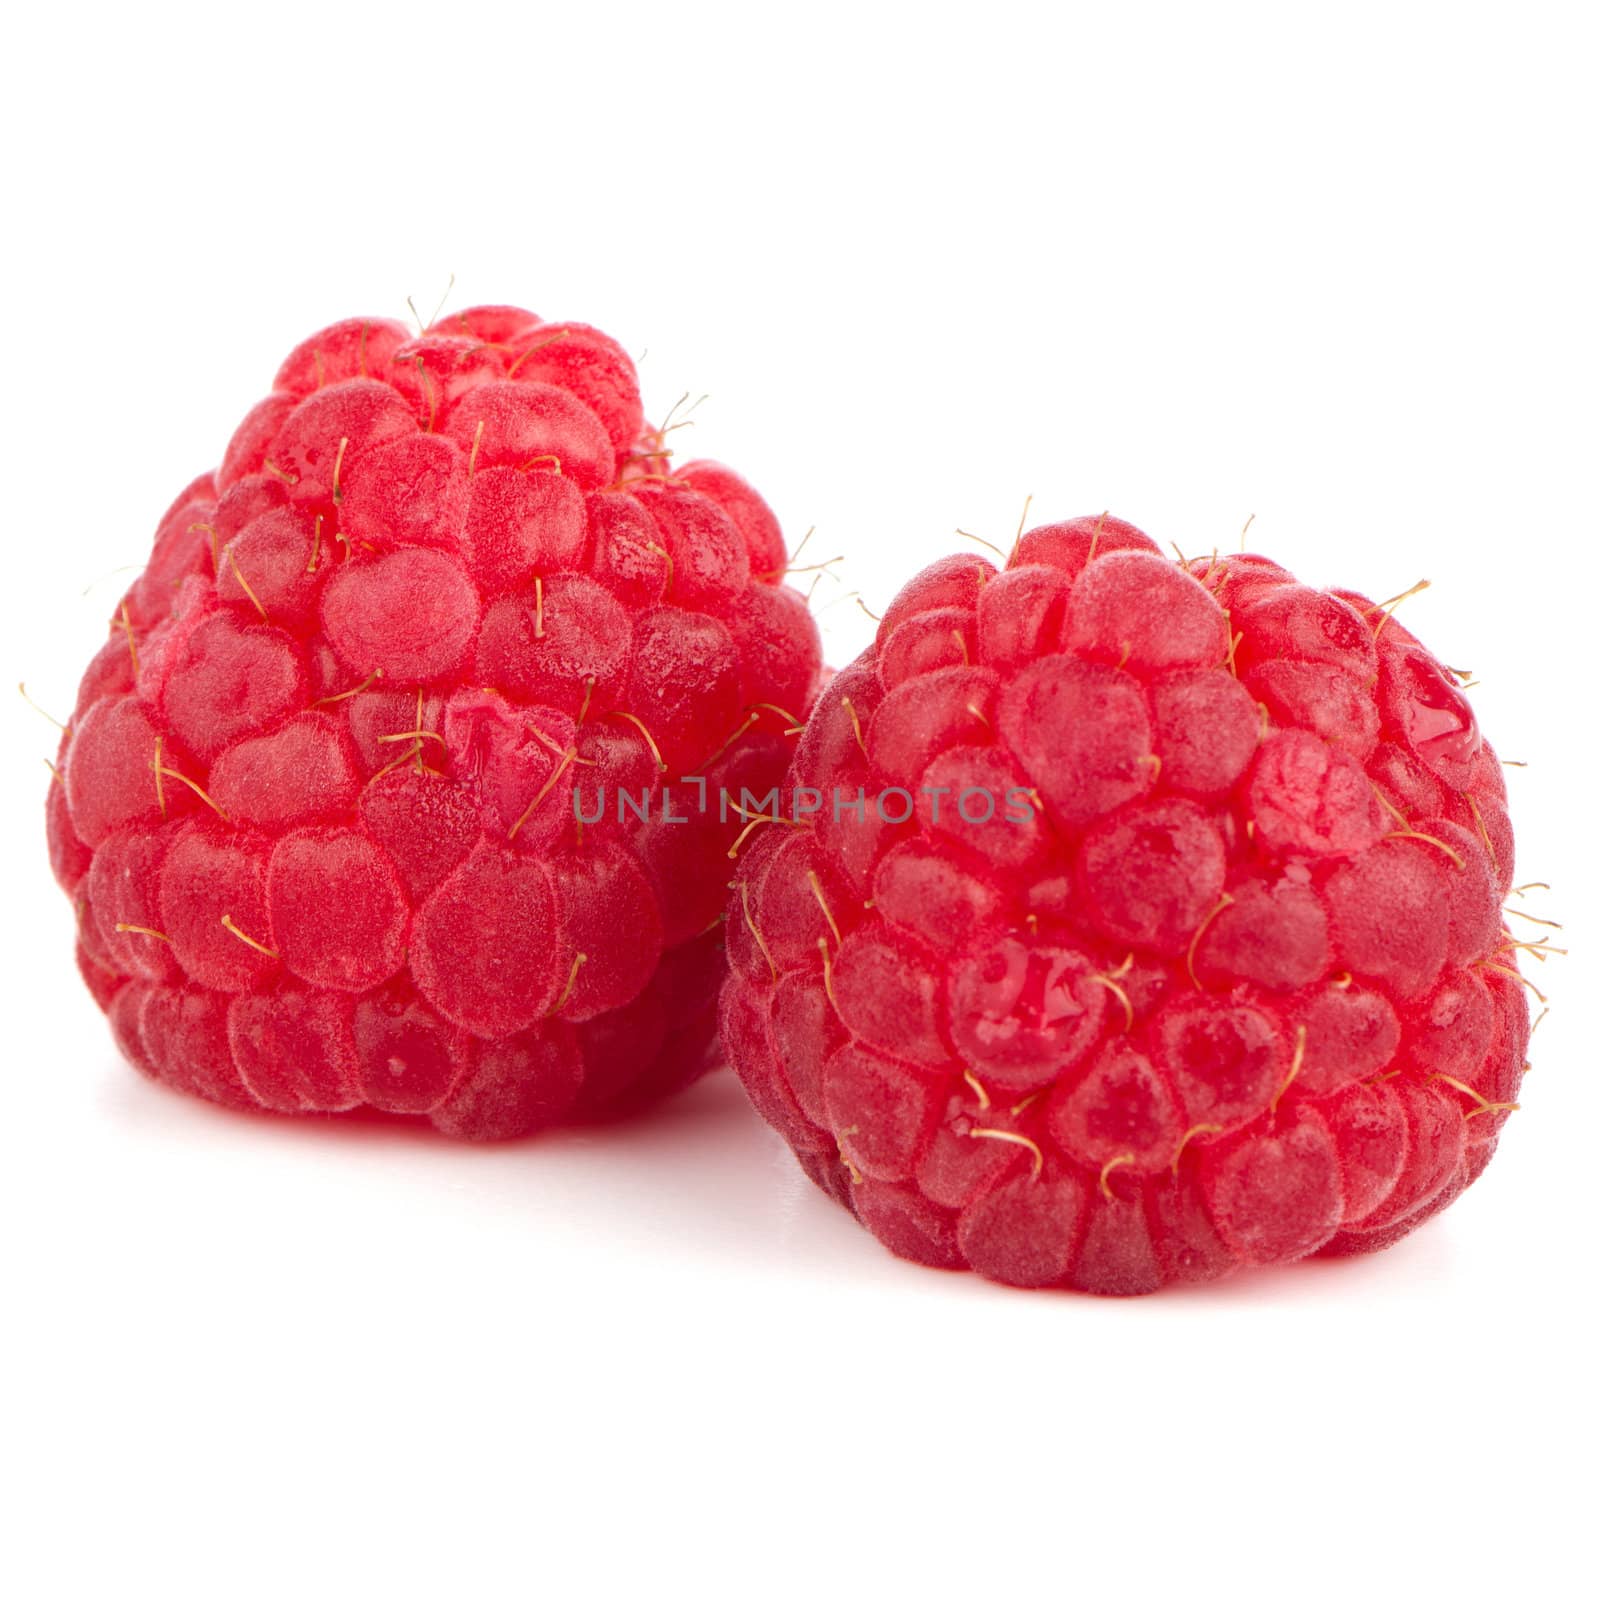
[53,304,821,1137]
[721,519,1531,1292]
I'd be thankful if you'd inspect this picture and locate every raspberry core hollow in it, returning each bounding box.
[50,305,822,1136]
[720,517,1533,1292]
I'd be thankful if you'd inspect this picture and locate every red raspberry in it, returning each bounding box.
[721,520,1531,1292]
[51,305,822,1137]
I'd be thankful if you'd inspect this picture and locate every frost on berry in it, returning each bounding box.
[228,988,361,1112]
[158,612,307,763]
[268,829,409,991]
[321,549,480,682]
[340,434,470,553]
[998,657,1154,826]
[676,460,788,578]
[1064,550,1229,673]
[463,467,587,594]
[159,825,276,992]
[66,697,170,845]
[867,665,997,791]
[210,713,360,828]
[721,520,1532,1292]
[830,930,948,1069]
[444,382,614,491]
[54,304,821,1137]
[626,607,743,770]
[501,322,644,457]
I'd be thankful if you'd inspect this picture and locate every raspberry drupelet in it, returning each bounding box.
[720,518,1533,1292]
[51,305,822,1137]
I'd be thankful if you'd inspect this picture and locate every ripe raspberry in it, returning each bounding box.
[720,519,1532,1292]
[52,305,822,1137]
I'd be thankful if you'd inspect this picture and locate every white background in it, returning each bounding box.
[3,4,1595,1596]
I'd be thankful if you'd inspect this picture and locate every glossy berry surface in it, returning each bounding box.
[52,305,821,1136]
[720,519,1530,1292]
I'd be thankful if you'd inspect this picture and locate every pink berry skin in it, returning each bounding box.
[54,304,822,1138]
[722,522,1529,1292]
